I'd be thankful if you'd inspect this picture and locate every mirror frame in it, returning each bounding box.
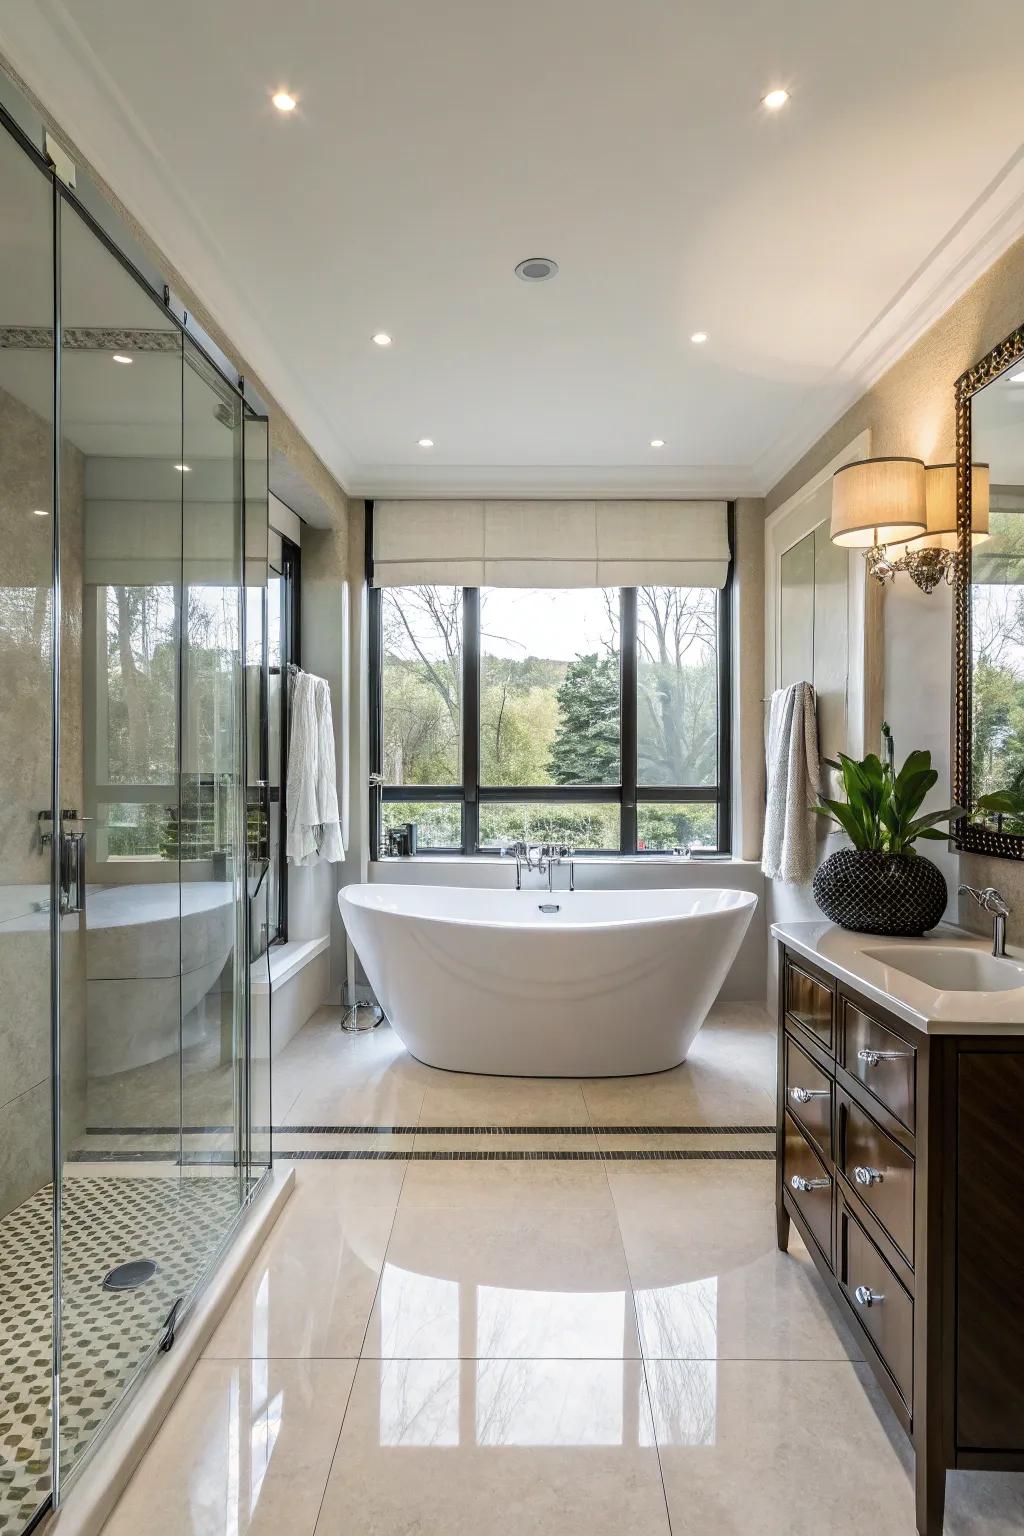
[954,320,1024,860]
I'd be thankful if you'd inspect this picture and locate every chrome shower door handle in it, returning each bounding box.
[59,828,86,914]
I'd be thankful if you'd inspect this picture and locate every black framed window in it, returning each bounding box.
[369,505,732,857]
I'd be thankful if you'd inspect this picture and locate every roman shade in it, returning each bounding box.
[371,499,731,588]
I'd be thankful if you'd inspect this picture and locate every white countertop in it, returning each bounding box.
[771,920,1024,1036]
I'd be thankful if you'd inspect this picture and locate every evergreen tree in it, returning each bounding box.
[548,653,619,784]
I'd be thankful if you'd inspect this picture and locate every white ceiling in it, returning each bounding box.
[4,0,1024,499]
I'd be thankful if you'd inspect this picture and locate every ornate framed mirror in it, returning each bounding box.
[955,322,1024,858]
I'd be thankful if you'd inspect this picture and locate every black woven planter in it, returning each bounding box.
[812,848,947,937]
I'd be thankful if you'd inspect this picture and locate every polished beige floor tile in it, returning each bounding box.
[606,1153,776,1217]
[648,1359,916,1534]
[282,1078,427,1129]
[277,1154,410,1207]
[276,1130,415,1152]
[624,1203,861,1362]
[398,1154,613,1211]
[363,1204,640,1359]
[313,1356,671,1535]
[417,1073,591,1126]
[596,1132,774,1152]
[205,1197,394,1359]
[582,1069,775,1128]
[411,1131,600,1152]
[101,1358,355,1536]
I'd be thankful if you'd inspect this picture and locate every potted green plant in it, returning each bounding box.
[811,724,965,936]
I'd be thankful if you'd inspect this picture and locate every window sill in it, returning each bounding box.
[372,854,759,868]
[250,935,330,995]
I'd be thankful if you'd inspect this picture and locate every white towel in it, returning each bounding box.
[286,670,345,866]
[762,682,821,884]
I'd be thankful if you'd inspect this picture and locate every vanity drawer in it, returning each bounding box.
[784,1033,833,1162]
[841,1000,916,1133]
[783,1112,833,1264]
[839,1197,914,1410]
[784,956,834,1051]
[838,1090,915,1268]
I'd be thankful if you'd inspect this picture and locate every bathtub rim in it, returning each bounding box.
[339,881,757,935]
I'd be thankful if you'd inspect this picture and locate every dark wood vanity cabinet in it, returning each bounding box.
[776,942,1024,1535]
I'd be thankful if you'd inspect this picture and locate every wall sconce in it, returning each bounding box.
[830,457,990,593]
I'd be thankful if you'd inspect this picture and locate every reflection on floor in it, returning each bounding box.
[0,1176,242,1534]
[96,1006,1024,1534]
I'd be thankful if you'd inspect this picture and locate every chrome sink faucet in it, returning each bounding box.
[958,883,1010,956]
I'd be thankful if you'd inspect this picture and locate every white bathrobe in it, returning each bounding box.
[761,682,821,884]
[286,671,345,866]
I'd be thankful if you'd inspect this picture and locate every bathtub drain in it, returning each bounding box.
[538,903,560,913]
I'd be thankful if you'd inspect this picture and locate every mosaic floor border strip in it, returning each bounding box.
[89,1122,776,1137]
[278,1148,776,1162]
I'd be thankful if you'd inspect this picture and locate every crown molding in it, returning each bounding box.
[753,140,1024,495]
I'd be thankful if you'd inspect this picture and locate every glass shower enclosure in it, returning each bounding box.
[0,94,272,1534]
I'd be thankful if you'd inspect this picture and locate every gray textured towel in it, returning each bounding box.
[762,682,821,884]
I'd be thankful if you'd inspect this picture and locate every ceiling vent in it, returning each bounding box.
[515,257,559,282]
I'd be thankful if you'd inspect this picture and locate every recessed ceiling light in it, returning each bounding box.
[762,88,790,111]
[174,464,191,473]
[417,438,434,448]
[690,331,709,345]
[32,507,48,517]
[650,439,666,449]
[372,332,393,347]
[272,90,297,113]
[112,353,133,365]
[515,257,559,282]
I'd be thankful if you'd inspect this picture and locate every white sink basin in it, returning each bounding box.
[862,944,1024,994]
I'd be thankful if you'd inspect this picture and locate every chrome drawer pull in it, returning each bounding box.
[791,1174,830,1193]
[853,1165,884,1187]
[854,1284,884,1308]
[790,1086,829,1105]
[857,1048,910,1067]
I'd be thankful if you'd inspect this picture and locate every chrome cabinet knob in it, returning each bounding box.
[790,1174,830,1193]
[790,1086,829,1104]
[857,1048,910,1067]
[854,1284,884,1308]
[853,1165,884,1187]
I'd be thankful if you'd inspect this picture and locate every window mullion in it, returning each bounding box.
[462,587,480,854]
[717,505,735,855]
[620,587,637,854]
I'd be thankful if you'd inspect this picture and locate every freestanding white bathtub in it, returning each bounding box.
[339,883,757,1077]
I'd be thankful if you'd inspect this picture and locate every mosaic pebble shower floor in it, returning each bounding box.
[0,1175,243,1533]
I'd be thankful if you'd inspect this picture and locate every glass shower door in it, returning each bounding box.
[0,125,57,1534]
[55,201,248,1494]
[178,339,247,1202]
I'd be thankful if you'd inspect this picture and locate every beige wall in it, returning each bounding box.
[767,230,1024,944]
